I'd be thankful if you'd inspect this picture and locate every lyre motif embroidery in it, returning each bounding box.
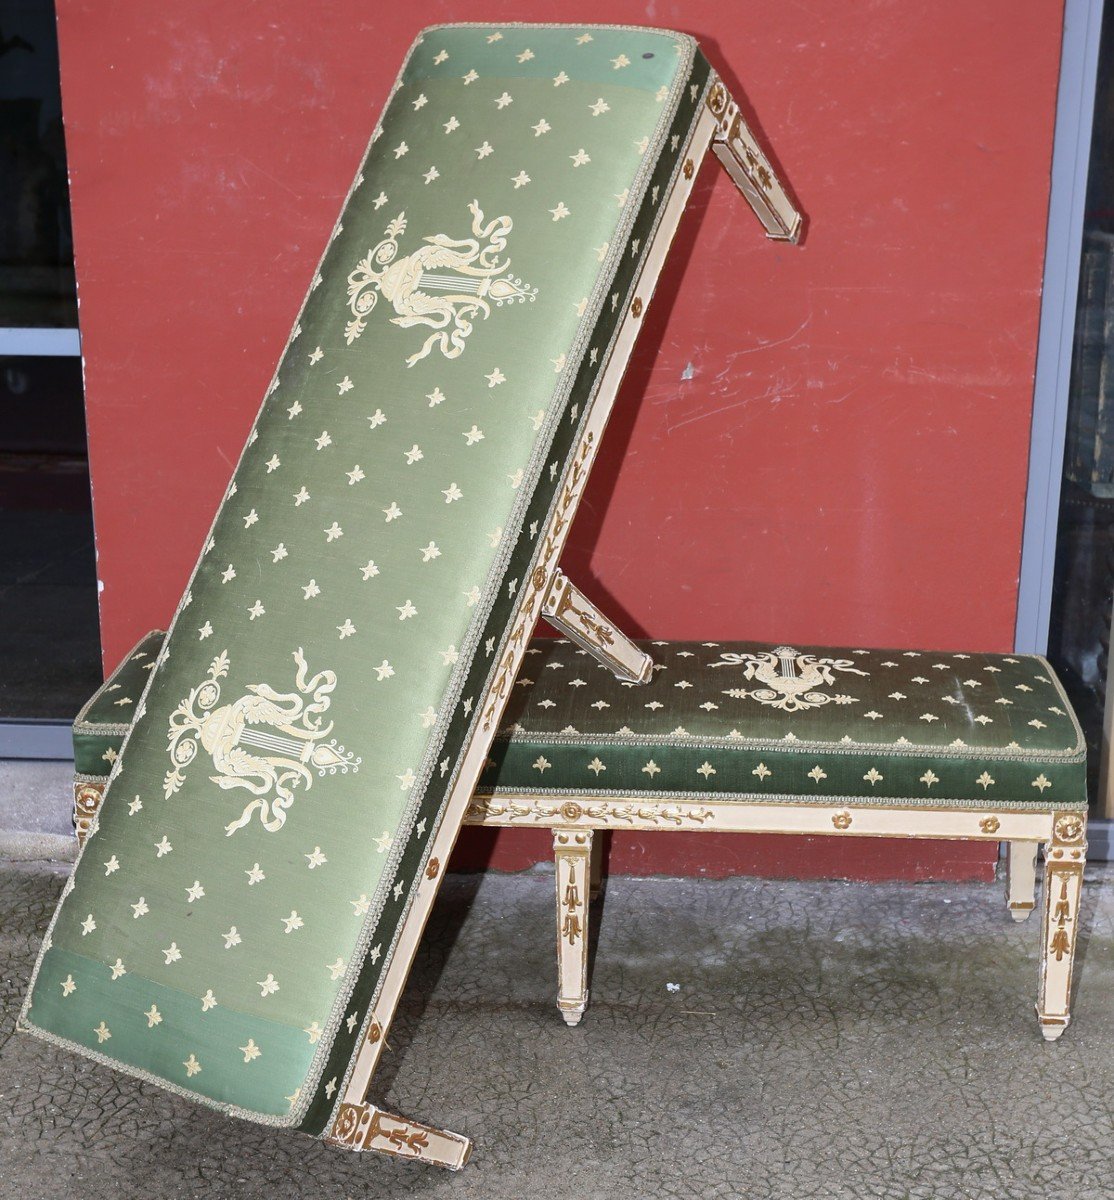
[344,200,537,365]
[164,649,359,834]
[711,646,869,713]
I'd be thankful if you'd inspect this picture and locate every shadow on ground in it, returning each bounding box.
[1,862,1111,1200]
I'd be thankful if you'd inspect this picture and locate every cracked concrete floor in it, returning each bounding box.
[1,860,1112,1200]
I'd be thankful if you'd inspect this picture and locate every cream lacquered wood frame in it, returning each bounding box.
[320,76,802,1169]
[464,797,1087,1042]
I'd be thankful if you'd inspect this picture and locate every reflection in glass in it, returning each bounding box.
[0,1,76,327]
[1049,2,1114,809]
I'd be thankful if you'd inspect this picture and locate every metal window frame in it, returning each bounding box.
[0,723,74,760]
[0,327,81,356]
[1014,0,1105,655]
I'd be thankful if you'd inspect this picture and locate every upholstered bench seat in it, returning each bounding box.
[78,634,1086,812]
[467,637,1089,1038]
[72,630,1089,1044]
[71,632,163,837]
[477,639,1086,810]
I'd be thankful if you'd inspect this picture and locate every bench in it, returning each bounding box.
[24,22,802,1169]
[74,629,1089,1042]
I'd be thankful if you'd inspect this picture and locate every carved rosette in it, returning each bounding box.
[1044,812,1087,888]
[328,1102,371,1149]
[1053,814,1086,846]
[73,782,105,846]
[1045,812,1088,871]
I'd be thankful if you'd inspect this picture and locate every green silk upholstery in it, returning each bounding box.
[72,630,1089,802]
[25,23,713,1133]
[478,640,1086,809]
[74,633,1088,811]
[73,631,165,779]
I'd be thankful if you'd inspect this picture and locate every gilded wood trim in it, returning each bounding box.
[325,1102,471,1169]
[554,830,592,1026]
[464,793,1056,843]
[1036,813,1087,1039]
[73,781,105,847]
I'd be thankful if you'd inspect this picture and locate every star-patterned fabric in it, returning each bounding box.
[75,632,1088,811]
[479,640,1087,809]
[72,631,165,778]
[23,24,712,1133]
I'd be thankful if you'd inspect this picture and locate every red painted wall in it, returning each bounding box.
[57,2,1065,881]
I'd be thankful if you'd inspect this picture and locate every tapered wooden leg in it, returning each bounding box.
[326,1102,471,1169]
[542,570,652,684]
[1007,841,1038,922]
[554,828,592,1027]
[706,79,802,242]
[1036,814,1088,1041]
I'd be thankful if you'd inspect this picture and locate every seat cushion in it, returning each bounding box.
[73,631,165,779]
[74,632,1089,811]
[478,640,1087,809]
[24,23,714,1133]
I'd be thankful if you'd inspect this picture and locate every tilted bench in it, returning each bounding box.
[74,631,1089,1042]
[24,22,802,1169]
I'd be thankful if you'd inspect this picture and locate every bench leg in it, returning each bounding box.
[326,1102,471,1169]
[1006,841,1038,922]
[542,570,652,684]
[705,79,802,242]
[1036,814,1088,1041]
[554,829,592,1026]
